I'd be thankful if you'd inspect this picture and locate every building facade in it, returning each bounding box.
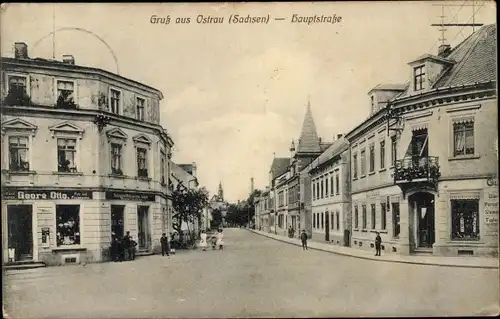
[308,136,351,246]
[169,161,199,232]
[1,42,174,266]
[347,24,498,257]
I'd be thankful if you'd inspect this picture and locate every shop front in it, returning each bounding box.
[2,187,96,266]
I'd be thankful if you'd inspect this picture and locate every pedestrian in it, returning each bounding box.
[216,228,224,251]
[111,232,119,262]
[160,233,170,256]
[122,231,131,260]
[300,230,308,250]
[288,226,293,238]
[199,230,208,251]
[375,232,382,256]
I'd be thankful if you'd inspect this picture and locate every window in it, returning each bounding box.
[371,204,376,229]
[321,213,324,229]
[331,213,334,231]
[330,176,334,196]
[320,179,324,198]
[451,199,479,240]
[136,97,145,121]
[160,151,166,184]
[9,136,29,171]
[369,144,375,172]
[335,174,340,195]
[5,75,30,106]
[137,147,148,177]
[312,181,316,200]
[360,149,366,176]
[453,121,475,156]
[391,136,397,166]
[354,206,359,228]
[381,203,387,230]
[110,143,123,175]
[316,213,319,229]
[56,80,76,109]
[353,153,358,179]
[362,205,367,229]
[110,89,121,114]
[336,211,340,230]
[57,138,77,172]
[414,65,425,91]
[316,183,320,201]
[392,203,400,237]
[380,140,386,169]
[313,213,316,228]
[325,177,329,197]
[56,205,80,246]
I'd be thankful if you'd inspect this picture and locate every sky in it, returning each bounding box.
[1,2,496,202]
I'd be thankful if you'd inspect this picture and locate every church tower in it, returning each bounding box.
[218,181,224,201]
[294,98,323,170]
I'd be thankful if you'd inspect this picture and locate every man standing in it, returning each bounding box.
[160,233,170,256]
[122,231,132,260]
[300,230,308,250]
[375,232,382,256]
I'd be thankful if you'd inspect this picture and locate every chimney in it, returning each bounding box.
[62,55,75,65]
[337,134,343,140]
[438,44,451,57]
[14,42,28,59]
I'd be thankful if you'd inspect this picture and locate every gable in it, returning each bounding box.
[106,127,128,141]
[132,133,152,145]
[1,118,38,135]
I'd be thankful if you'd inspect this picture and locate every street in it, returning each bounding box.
[3,228,499,318]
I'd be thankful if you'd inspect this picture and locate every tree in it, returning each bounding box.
[211,208,223,229]
[172,184,209,240]
[225,189,263,227]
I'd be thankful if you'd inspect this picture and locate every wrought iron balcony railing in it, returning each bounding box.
[393,156,441,183]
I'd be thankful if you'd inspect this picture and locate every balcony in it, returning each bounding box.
[393,156,441,198]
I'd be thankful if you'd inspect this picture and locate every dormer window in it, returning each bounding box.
[414,65,426,91]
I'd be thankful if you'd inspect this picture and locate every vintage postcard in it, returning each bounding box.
[1,1,498,318]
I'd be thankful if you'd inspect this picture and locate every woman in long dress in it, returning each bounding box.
[216,229,224,251]
[199,230,208,251]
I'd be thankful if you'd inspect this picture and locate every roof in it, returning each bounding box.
[368,83,407,94]
[178,164,196,177]
[170,162,197,187]
[320,142,333,152]
[310,137,349,171]
[270,157,290,179]
[409,53,454,65]
[434,23,496,87]
[296,101,321,153]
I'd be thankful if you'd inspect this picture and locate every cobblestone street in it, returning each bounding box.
[3,228,499,318]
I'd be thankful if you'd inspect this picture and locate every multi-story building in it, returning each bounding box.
[268,157,289,234]
[255,189,270,231]
[346,24,498,257]
[1,42,174,266]
[170,161,199,232]
[308,135,351,246]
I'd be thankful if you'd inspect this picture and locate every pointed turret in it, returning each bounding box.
[296,99,321,154]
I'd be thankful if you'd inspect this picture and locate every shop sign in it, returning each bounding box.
[484,191,499,225]
[105,191,155,202]
[2,189,94,200]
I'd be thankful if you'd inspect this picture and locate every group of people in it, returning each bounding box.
[111,231,137,262]
[298,229,383,256]
[199,229,224,251]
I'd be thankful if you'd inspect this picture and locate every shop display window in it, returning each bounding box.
[56,205,80,246]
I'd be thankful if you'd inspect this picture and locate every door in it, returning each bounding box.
[111,205,125,239]
[137,206,150,250]
[8,205,33,262]
[418,195,435,248]
[325,213,330,242]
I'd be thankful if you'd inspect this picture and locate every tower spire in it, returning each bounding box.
[218,181,224,201]
[296,97,321,154]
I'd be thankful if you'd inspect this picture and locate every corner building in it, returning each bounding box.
[1,43,174,266]
[346,24,498,257]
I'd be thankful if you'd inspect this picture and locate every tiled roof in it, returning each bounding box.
[270,157,290,179]
[310,137,350,170]
[297,101,321,154]
[370,83,407,92]
[320,142,333,151]
[434,24,496,87]
[170,162,196,186]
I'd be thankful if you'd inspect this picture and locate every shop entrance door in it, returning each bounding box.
[7,205,33,262]
[111,205,125,239]
[137,206,150,250]
[409,192,435,249]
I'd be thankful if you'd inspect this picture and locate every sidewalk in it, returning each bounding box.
[250,229,499,269]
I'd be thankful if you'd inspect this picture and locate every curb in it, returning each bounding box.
[249,230,499,269]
